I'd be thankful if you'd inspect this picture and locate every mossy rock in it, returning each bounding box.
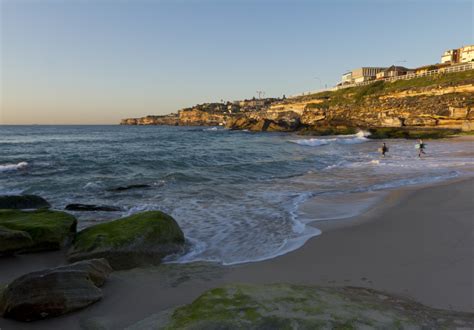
[0,195,50,209]
[126,284,474,329]
[68,211,185,270]
[0,209,77,253]
[0,226,34,255]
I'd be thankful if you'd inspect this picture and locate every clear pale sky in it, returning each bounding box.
[1,0,473,125]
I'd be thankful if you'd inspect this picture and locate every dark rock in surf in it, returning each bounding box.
[107,184,151,192]
[0,195,50,210]
[65,204,122,212]
[0,259,112,321]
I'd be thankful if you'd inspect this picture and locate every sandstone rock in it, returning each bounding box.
[404,117,437,126]
[65,204,122,212]
[449,106,468,119]
[0,195,50,209]
[0,259,112,321]
[0,226,34,255]
[126,284,474,329]
[0,209,77,253]
[68,211,185,270]
[462,120,474,132]
[379,116,403,127]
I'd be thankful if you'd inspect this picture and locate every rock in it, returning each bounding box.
[0,209,77,253]
[65,204,122,212]
[462,120,474,131]
[107,184,151,192]
[0,195,50,209]
[449,106,468,119]
[0,226,34,255]
[0,259,112,321]
[404,116,437,126]
[126,284,474,329]
[68,211,185,270]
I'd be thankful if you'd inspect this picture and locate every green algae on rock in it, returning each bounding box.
[0,209,77,253]
[126,284,474,329]
[0,226,34,255]
[68,211,185,270]
[0,195,51,209]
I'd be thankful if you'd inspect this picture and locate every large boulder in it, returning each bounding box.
[0,226,34,255]
[0,209,77,253]
[0,195,50,209]
[127,284,474,329]
[0,259,112,321]
[68,211,185,270]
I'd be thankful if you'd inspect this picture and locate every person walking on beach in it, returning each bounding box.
[381,143,388,157]
[418,139,426,158]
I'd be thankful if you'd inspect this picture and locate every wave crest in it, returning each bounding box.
[293,130,370,147]
[0,161,28,172]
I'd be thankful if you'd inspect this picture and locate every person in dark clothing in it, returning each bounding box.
[381,142,388,157]
[418,139,426,158]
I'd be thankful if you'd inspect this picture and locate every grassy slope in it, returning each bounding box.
[297,69,474,106]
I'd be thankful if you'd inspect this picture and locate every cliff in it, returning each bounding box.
[121,70,474,134]
[120,114,179,126]
[227,70,474,134]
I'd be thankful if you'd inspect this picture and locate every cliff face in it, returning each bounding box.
[178,109,227,126]
[120,114,179,126]
[227,79,474,132]
[120,70,474,133]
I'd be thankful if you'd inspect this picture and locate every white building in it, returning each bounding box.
[351,67,386,83]
[441,45,474,64]
[460,45,474,63]
[341,71,353,84]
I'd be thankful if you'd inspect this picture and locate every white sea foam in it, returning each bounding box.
[0,161,28,172]
[293,130,370,147]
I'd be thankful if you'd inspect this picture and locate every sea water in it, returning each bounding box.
[1,125,473,265]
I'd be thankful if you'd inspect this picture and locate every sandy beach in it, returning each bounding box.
[1,177,473,329]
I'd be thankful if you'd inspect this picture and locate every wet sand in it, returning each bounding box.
[0,178,473,329]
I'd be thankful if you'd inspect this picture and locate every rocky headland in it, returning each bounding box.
[121,70,474,137]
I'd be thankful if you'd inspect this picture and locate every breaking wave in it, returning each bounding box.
[293,130,370,147]
[0,161,28,172]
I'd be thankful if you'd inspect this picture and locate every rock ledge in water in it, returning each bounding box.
[0,195,50,209]
[126,284,474,329]
[0,209,77,253]
[65,204,122,212]
[68,211,185,269]
[0,259,112,321]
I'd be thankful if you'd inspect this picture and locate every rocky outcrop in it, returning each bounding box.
[127,284,474,329]
[120,114,179,126]
[0,195,50,209]
[0,209,77,254]
[120,71,474,134]
[65,204,122,212]
[178,109,227,126]
[68,211,185,270]
[0,259,112,321]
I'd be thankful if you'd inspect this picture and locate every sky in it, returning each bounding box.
[0,0,473,125]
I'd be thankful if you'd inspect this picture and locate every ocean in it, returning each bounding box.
[1,125,472,265]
